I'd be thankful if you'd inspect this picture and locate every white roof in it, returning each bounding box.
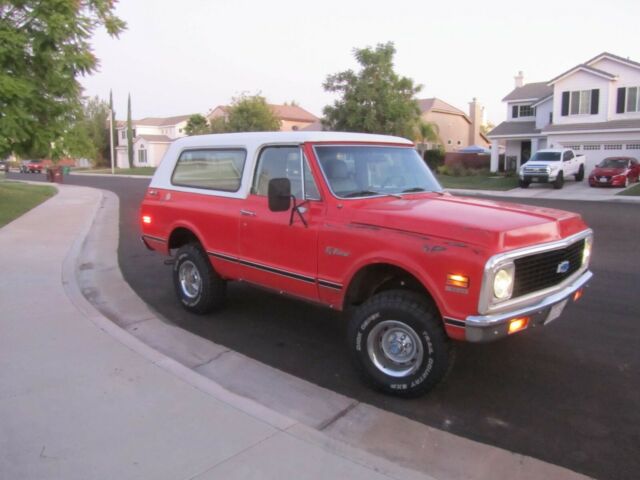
[150,131,414,198]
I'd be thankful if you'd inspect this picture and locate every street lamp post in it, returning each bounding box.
[108,109,115,175]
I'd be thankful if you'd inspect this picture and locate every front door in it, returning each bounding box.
[238,145,321,301]
[520,140,532,164]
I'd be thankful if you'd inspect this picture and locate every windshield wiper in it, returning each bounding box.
[343,190,402,199]
[401,187,426,193]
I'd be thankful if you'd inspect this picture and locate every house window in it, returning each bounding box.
[519,105,535,117]
[626,144,640,150]
[604,144,623,150]
[583,145,601,151]
[120,131,126,140]
[617,87,640,113]
[563,89,599,116]
[138,147,147,164]
[570,90,591,115]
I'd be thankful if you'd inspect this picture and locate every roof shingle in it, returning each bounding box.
[487,121,541,137]
[502,83,553,102]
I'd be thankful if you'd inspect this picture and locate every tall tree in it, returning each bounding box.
[225,94,281,132]
[184,114,210,136]
[126,93,134,168]
[61,96,110,165]
[0,1,126,158]
[322,42,421,138]
[415,121,440,157]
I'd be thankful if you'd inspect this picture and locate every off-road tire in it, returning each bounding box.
[347,290,451,397]
[519,179,530,188]
[173,243,226,314]
[575,165,584,181]
[553,171,564,189]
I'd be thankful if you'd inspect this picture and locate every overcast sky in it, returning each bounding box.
[80,0,640,126]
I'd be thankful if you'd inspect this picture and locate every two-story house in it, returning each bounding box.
[115,114,192,168]
[207,103,319,132]
[418,97,489,151]
[488,52,640,173]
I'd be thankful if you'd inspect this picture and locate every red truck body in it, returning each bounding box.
[140,132,593,396]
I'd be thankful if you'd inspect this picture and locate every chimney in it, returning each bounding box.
[514,71,524,88]
[468,98,483,146]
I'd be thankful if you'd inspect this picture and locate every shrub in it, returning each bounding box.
[424,148,445,170]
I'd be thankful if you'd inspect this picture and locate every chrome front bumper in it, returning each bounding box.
[459,270,593,342]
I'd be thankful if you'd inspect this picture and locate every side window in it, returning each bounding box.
[303,155,320,200]
[252,146,303,198]
[172,149,246,191]
[563,151,574,161]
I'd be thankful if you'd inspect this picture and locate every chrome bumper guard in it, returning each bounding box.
[462,270,593,342]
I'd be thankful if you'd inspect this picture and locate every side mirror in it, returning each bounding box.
[268,178,292,212]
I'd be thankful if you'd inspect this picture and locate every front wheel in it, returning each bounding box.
[348,290,452,397]
[553,171,564,189]
[519,179,530,188]
[575,165,584,181]
[173,243,226,314]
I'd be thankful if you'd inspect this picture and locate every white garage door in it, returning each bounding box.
[561,143,640,174]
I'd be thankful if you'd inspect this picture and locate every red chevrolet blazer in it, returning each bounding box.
[140,132,593,397]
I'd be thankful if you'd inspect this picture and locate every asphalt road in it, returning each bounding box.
[12,172,639,480]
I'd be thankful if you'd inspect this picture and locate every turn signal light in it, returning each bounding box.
[142,215,152,224]
[573,288,584,302]
[446,274,469,289]
[508,317,529,335]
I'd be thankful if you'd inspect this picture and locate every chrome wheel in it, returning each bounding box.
[178,260,201,299]
[366,320,424,378]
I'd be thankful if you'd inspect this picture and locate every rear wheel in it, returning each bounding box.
[173,243,226,314]
[575,165,584,181]
[553,171,564,189]
[348,290,452,397]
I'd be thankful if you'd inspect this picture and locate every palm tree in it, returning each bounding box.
[415,121,440,158]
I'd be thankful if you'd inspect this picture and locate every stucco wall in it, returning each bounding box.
[535,98,553,129]
[422,111,471,151]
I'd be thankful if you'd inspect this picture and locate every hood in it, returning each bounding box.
[592,167,626,176]
[348,194,587,252]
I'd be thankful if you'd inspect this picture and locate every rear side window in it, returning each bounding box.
[172,149,246,191]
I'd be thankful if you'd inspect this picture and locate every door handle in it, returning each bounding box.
[240,209,256,217]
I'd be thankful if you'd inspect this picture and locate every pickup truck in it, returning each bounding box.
[140,132,593,397]
[519,148,586,189]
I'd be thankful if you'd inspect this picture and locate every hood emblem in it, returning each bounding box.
[557,260,570,274]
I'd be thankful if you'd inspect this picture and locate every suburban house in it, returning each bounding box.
[417,98,489,152]
[115,114,192,168]
[488,52,640,173]
[207,103,319,132]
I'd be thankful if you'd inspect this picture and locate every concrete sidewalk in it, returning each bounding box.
[0,184,592,480]
[0,185,428,480]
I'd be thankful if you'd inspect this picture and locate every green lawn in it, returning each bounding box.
[617,183,640,196]
[0,179,57,228]
[436,174,519,191]
[76,167,156,176]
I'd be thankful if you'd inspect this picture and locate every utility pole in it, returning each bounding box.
[109,109,115,175]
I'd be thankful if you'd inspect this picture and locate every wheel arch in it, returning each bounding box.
[342,262,442,315]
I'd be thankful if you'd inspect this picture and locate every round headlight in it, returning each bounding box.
[493,268,514,300]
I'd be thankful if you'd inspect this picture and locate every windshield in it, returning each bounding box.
[529,152,561,161]
[598,158,629,169]
[314,145,442,198]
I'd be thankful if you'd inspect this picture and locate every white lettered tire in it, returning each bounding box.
[348,290,451,397]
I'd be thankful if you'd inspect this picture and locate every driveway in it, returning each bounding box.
[451,179,638,202]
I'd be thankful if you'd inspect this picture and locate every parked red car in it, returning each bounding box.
[25,159,44,173]
[588,156,640,187]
